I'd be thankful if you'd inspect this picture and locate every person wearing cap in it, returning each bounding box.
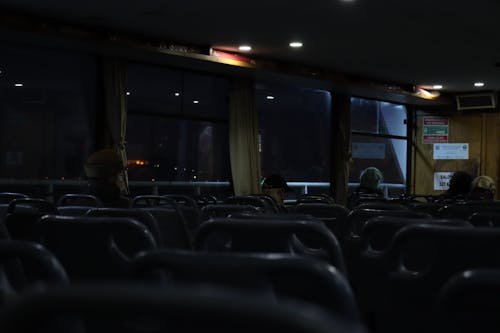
[469,175,496,201]
[84,149,130,208]
[347,167,385,208]
[261,174,291,212]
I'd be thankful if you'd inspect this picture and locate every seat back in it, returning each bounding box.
[195,218,346,273]
[131,250,359,320]
[297,195,335,205]
[5,199,57,242]
[57,194,102,207]
[0,240,68,305]
[0,193,28,204]
[164,195,201,231]
[361,216,472,255]
[356,202,407,211]
[468,211,500,227]
[384,225,500,309]
[439,201,500,219]
[296,203,349,240]
[200,204,262,221]
[36,215,157,280]
[86,208,163,246]
[347,209,431,239]
[56,206,93,216]
[224,196,271,211]
[0,284,366,333]
[132,196,191,250]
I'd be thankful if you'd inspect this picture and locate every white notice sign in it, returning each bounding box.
[433,143,469,160]
[434,172,454,191]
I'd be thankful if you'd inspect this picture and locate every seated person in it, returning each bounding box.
[439,171,473,201]
[84,149,130,208]
[469,175,496,201]
[348,167,384,208]
[261,174,291,213]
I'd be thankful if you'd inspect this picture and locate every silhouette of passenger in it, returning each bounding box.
[348,167,384,208]
[84,149,130,208]
[469,175,496,201]
[441,171,473,200]
[261,174,291,212]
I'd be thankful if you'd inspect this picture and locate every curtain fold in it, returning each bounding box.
[103,58,129,194]
[229,79,261,195]
[331,94,352,205]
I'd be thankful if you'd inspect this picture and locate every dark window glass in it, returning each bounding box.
[127,115,230,182]
[257,84,331,182]
[350,134,407,185]
[0,42,96,180]
[351,97,407,136]
[126,64,231,193]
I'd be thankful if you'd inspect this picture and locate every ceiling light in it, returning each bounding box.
[238,45,252,51]
[126,91,131,96]
[432,85,443,90]
[193,100,199,104]
[14,83,23,87]
[266,96,275,100]
[174,92,180,96]
[474,82,485,87]
[289,42,303,48]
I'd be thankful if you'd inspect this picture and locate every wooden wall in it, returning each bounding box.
[412,110,500,198]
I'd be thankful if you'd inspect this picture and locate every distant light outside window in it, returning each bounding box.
[126,64,231,190]
[257,84,332,183]
[0,42,96,180]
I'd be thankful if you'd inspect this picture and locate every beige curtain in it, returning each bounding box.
[103,58,129,194]
[331,94,352,205]
[229,79,262,195]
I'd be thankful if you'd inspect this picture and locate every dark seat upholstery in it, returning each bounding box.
[356,202,408,211]
[34,215,157,280]
[224,196,275,213]
[0,193,29,204]
[57,194,102,207]
[468,211,500,227]
[56,206,94,216]
[435,269,500,333]
[381,225,500,311]
[164,195,201,232]
[347,209,432,240]
[4,199,57,242]
[296,203,349,241]
[200,204,262,222]
[353,217,472,315]
[86,208,163,246]
[0,284,367,333]
[360,216,472,255]
[0,240,69,305]
[297,194,335,205]
[195,218,346,273]
[131,250,359,320]
[439,201,500,219]
[132,196,191,250]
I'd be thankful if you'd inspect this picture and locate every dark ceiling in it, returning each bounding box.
[1,0,500,92]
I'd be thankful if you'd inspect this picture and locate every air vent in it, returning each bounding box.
[456,93,497,111]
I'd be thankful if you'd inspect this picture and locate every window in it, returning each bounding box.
[126,64,231,196]
[350,98,408,197]
[0,42,97,180]
[257,83,331,194]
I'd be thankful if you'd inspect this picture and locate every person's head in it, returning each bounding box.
[261,174,291,206]
[84,149,125,188]
[359,167,383,191]
[469,175,496,200]
[447,171,473,196]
